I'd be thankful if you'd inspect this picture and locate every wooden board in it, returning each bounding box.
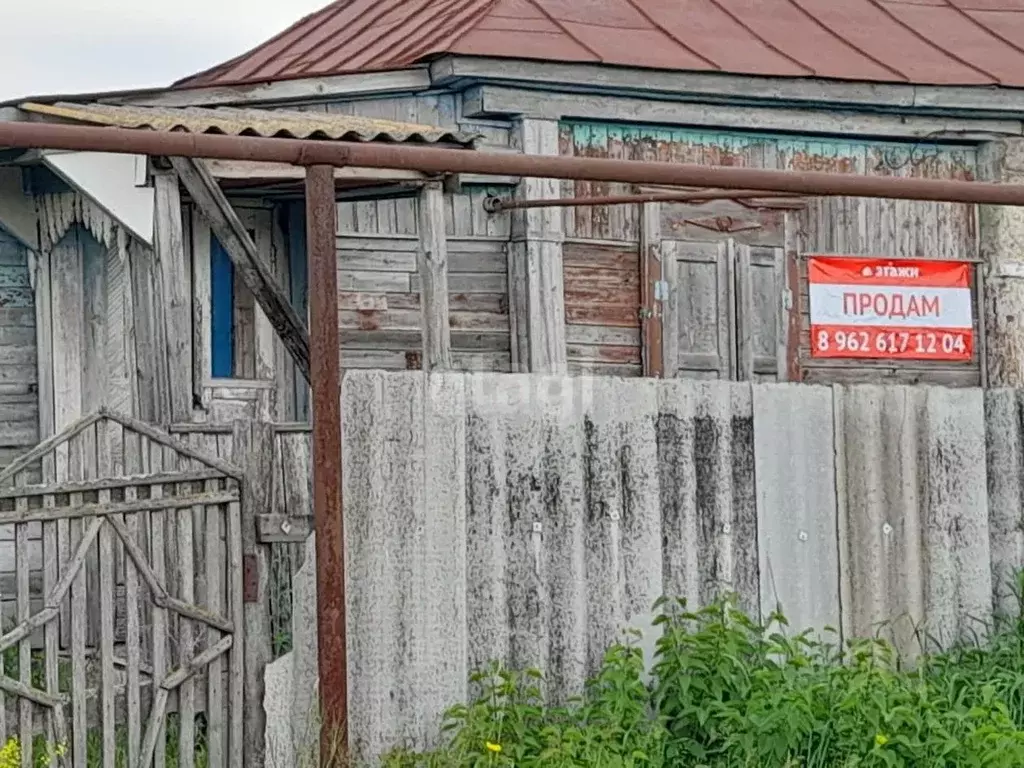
[562,240,642,377]
[0,234,38,467]
[338,235,511,373]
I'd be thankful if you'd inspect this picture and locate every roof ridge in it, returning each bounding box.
[348,0,494,72]
[942,0,1024,61]
[289,0,443,75]
[408,0,503,65]
[261,0,400,81]
[173,0,348,88]
[526,0,606,60]
[785,0,909,81]
[703,0,815,75]
[865,0,998,82]
[619,0,722,70]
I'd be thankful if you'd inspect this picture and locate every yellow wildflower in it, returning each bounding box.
[485,741,502,753]
[875,734,889,747]
[0,737,20,768]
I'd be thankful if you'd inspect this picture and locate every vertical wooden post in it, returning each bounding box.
[152,171,193,422]
[190,208,213,409]
[508,118,568,374]
[231,418,274,768]
[978,138,1024,386]
[782,214,802,382]
[305,165,348,765]
[640,202,664,377]
[416,182,452,370]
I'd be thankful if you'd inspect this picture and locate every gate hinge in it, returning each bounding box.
[782,289,793,311]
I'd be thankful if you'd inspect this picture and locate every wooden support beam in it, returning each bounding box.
[508,119,567,374]
[153,172,193,423]
[416,182,452,370]
[232,420,274,768]
[979,138,1024,387]
[203,159,427,183]
[167,157,311,384]
[640,202,665,378]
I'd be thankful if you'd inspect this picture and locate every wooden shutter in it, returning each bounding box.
[662,240,735,379]
[735,244,786,382]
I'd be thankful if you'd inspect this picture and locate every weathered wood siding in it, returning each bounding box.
[0,230,37,469]
[559,122,980,385]
[563,240,641,377]
[36,193,142,428]
[337,191,513,373]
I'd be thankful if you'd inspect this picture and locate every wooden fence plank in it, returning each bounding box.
[15,493,31,768]
[178,482,196,768]
[69,492,87,768]
[98,490,116,768]
[42,491,64,756]
[205,479,224,768]
[227,500,243,768]
[125,488,142,768]
[148,465,167,768]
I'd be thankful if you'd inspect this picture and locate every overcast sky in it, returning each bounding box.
[0,0,329,102]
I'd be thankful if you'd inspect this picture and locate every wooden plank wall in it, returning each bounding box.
[37,194,141,431]
[337,194,513,373]
[0,230,38,469]
[563,240,642,377]
[559,122,981,386]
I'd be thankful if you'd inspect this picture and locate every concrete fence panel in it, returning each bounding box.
[266,372,1021,764]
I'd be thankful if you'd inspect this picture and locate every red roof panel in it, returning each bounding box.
[174,0,1024,89]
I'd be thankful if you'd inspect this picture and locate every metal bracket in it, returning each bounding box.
[257,514,313,543]
[243,555,259,603]
[782,289,793,311]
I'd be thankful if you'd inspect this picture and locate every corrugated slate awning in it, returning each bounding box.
[18,102,480,147]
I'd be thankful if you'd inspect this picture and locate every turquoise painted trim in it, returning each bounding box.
[561,119,979,179]
[563,119,978,157]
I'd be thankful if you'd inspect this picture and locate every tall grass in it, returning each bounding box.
[383,579,1024,767]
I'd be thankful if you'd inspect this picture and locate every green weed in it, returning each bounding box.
[383,582,1024,767]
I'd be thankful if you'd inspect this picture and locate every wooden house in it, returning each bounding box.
[4,0,1024,440]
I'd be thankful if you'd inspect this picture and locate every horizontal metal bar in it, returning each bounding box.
[1,122,1023,205]
[483,188,796,212]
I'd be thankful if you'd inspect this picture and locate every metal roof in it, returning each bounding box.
[173,0,1024,90]
[18,102,480,146]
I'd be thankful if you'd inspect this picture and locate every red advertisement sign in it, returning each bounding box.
[808,257,973,362]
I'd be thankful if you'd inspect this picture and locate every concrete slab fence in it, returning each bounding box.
[265,371,1024,764]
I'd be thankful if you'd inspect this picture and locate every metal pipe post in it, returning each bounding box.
[305,164,348,764]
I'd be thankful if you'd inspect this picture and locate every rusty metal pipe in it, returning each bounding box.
[305,164,348,765]
[1,121,1024,205]
[482,188,796,212]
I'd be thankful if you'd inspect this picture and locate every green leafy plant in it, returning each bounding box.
[383,575,1024,767]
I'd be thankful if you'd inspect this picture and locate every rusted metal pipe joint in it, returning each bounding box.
[482,195,506,214]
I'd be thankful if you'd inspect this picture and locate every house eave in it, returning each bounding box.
[428,56,1024,122]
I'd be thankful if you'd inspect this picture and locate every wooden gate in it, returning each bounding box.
[0,409,244,768]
